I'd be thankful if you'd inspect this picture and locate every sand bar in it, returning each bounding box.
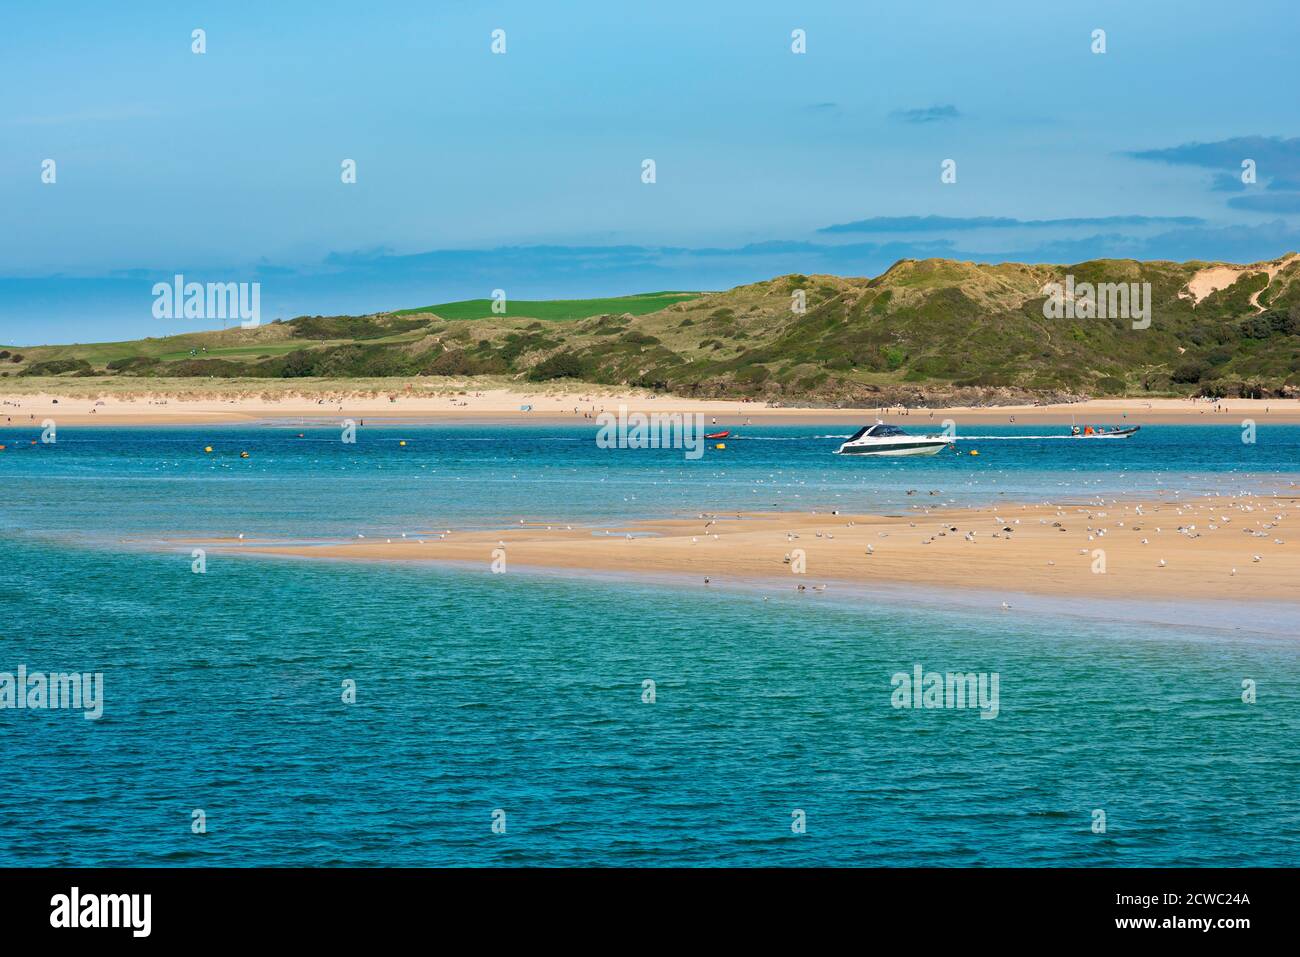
[170,496,1300,603]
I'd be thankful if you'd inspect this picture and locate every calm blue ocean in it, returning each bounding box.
[1,422,1297,866]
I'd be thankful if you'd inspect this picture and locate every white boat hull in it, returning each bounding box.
[836,422,952,456]
[837,441,949,456]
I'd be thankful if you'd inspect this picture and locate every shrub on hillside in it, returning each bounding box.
[19,358,93,376]
[1171,359,1209,383]
[106,356,161,373]
[528,351,587,381]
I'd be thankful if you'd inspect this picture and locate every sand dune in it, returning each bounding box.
[1181,253,1298,310]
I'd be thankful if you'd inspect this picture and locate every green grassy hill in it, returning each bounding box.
[6,255,1299,403]
[394,292,701,322]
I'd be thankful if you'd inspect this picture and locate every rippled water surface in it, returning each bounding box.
[1,422,1296,865]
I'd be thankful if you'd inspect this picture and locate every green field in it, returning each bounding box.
[395,292,702,321]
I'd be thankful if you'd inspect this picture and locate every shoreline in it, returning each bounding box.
[164,495,1299,603]
[188,547,1300,637]
[3,388,1300,427]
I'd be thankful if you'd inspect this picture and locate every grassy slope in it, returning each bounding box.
[5,259,1298,402]
[394,292,702,321]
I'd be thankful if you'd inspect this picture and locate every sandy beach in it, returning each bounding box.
[171,495,1299,602]
[3,385,1299,427]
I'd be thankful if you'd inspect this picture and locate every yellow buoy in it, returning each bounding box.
[715,443,726,450]
[969,449,979,456]
[203,446,213,453]
[399,440,407,446]
[240,451,250,459]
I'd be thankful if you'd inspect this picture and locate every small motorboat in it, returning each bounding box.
[704,430,730,440]
[836,422,951,456]
[1069,425,1140,438]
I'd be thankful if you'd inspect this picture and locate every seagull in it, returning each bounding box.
[1158,559,1167,567]
[1253,554,1262,563]
[1000,602,1012,611]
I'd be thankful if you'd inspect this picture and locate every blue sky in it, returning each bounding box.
[3,0,1299,344]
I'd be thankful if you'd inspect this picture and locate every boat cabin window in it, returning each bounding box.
[847,424,909,441]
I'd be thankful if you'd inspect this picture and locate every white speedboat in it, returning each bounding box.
[836,422,951,456]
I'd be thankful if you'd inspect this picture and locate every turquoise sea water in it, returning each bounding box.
[1,422,1297,866]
